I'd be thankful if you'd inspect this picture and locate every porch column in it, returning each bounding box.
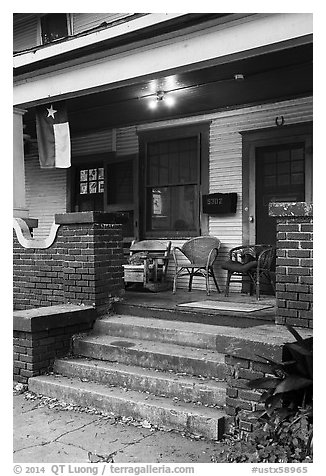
[269,202,313,329]
[13,107,28,218]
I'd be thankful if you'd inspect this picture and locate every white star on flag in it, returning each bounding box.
[46,105,57,118]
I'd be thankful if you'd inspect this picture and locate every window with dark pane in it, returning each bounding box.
[41,14,68,44]
[146,136,199,233]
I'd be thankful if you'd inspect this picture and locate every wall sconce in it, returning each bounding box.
[148,91,175,110]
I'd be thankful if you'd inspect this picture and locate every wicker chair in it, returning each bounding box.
[172,236,221,295]
[222,244,276,300]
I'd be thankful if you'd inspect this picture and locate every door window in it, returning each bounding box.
[256,143,306,245]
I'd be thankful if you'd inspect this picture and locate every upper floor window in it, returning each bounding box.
[41,14,69,44]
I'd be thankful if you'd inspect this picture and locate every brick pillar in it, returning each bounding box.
[13,212,124,312]
[55,212,124,314]
[269,202,313,328]
[224,324,312,434]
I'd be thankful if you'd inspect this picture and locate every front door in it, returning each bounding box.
[255,142,306,246]
[242,124,313,247]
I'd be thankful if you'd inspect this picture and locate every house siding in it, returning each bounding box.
[71,130,113,156]
[13,13,139,53]
[13,15,39,52]
[72,13,135,35]
[25,155,67,239]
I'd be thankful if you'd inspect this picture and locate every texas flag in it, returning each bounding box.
[36,101,71,168]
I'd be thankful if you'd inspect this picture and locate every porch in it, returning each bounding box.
[115,288,276,328]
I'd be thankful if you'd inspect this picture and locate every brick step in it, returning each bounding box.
[28,374,226,440]
[54,357,227,406]
[73,334,228,379]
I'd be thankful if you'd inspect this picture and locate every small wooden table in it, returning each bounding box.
[123,240,171,292]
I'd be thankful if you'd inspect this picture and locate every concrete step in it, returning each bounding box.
[73,334,228,379]
[92,315,291,359]
[29,374,226,440]
[113,300,274,328]
[54,357,227,406]
[93,315,220,349]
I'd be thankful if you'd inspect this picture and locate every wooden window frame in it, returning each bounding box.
[38,13,72,46]
[138,122,210,240]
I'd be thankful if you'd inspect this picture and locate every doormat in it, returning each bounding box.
[177,300,274,313]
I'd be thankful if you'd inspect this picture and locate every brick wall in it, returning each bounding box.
[13,231,65,309]
[269,202,313,328]
[13,212,124,313]
[13,305,96,383]
[223,333,285,433]
[225,325,313,432]
[225,354,268,433]
[224,324,312,433]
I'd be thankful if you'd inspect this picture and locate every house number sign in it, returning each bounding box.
[202,193,237,214]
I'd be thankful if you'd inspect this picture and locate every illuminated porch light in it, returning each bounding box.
[148,99,158,109]
[165,94,175,107]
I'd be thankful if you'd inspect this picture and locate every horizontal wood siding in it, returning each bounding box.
[71,130,112,156]
[25,154,67,239]
[72,13,135,35]
[13,15,39,52]
[116,127,139,156]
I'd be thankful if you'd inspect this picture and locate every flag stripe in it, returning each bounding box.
[53,123,71,168]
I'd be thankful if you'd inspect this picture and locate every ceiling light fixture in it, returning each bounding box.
[148,90,175,110]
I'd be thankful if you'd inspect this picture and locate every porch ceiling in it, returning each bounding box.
[24,43,312,137]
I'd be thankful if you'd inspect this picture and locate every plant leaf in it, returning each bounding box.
[265,393,283,413]
[274,376,312,394]
[286,342,313,356]
[286,325,304,342]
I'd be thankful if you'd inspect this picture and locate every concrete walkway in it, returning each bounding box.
[13,388,222,463]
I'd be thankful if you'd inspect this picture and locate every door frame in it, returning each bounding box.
[103,153,139,243]
[67,152,115,212]
[241,122,313,244]
[137,122,210,240]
